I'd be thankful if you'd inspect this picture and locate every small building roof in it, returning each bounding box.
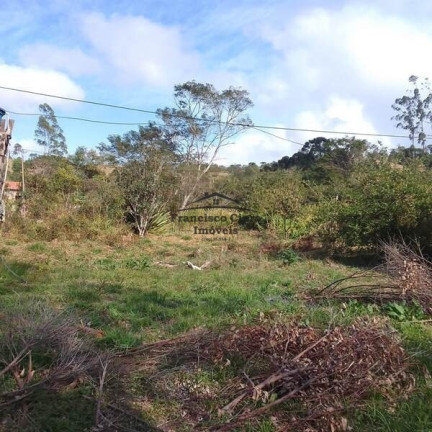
[5,181,21,191]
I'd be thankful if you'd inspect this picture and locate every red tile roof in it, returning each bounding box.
[5,181,21,191]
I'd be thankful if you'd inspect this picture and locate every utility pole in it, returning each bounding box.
[0,109,14,223]
[19,147,26,217]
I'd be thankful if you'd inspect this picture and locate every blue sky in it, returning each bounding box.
[1,0,431,164]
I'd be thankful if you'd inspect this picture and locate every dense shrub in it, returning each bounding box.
[317,161,432,249]
[4,210,128,242]
[238,214,269,230]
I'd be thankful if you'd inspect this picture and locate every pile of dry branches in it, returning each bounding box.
[130,318,413,431]
[382,241,432,312]
[0,301,111,431]
[210,320,412,430]
[0,300,166,431]
[316,241,432,312]
[0,302,99,407]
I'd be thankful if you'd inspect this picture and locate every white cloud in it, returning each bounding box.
[10,138,41,155]
[219,97,388,166]
[253,75,292,108]
[0,62,85,112]
[218,128,298,165]
[214,3,428,161]
[80,13,202,87]
[3,2,424,163]
[294,96,391,146]
[342,13,432,87]
[18,44,101,77]
[261,6,432,92]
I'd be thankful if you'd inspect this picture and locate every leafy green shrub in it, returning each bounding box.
[385,301,425,321]
[123,256,151,270]
[238,214,269,230]
[268,211,317,239]
[317,161,432,249]
[276,249,300,265]
[147,211,172,234]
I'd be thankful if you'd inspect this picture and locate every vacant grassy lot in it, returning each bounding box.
[1,232,432,431]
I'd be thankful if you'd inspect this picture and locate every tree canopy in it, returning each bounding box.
[34,103,67,156]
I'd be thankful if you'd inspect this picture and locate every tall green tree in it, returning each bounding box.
[392,75,432,153]
[34,103,67,156]
[158,81,253,208]
[99,124,177,236]
[267,137,370,184]
[117,155,174,236]
[98,122,173,164]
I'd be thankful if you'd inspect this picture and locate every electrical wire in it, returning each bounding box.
[0,85,420,140]
[9,111,305,145]
[9,111,149,126]
[252,127,303,145]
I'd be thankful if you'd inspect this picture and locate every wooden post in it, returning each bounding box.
[20,149,26,217]
[0,118,14,223]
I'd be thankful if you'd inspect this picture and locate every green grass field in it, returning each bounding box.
[1,232,432,431]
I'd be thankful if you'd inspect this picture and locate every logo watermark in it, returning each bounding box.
[177,192,251,240]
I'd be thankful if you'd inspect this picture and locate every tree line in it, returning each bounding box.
[4,77,432,252]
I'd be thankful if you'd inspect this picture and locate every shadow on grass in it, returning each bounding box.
[1,386,161,432]
[302,247,381,269]
[96,286,275,349]
[331,252,382,269]
[0,259,34,294]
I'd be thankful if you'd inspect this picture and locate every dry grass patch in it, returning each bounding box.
[121,317,413,431]
[315,241,432,314]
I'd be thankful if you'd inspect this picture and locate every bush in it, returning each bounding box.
[238,214,269,230]
[317,161,432,249]
[277,249,300,265]
[4,210,129,243]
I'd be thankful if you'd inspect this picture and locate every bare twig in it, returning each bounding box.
[221,332,329,413]
[95,357,109,427]
[0,391,33,408]
[214,375,321,431]
[0,345,32,378]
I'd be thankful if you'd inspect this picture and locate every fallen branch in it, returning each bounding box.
[221,332,329,413]
[154,261,179,268]
[315,270,382,295]
[186,261,211,270]
[95,357,109,428]
[0,345,32,378]
[111,318,412,431]
[0,391,34,408]
[83,395,162,432]
[213,375,320,431]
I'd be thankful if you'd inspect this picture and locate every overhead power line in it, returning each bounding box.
[0,85,422,140]
[252,127,303,146]
[9,111,305,146]
[0,85,160,116]
[9,111,150,126]
[260,126,419,139]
